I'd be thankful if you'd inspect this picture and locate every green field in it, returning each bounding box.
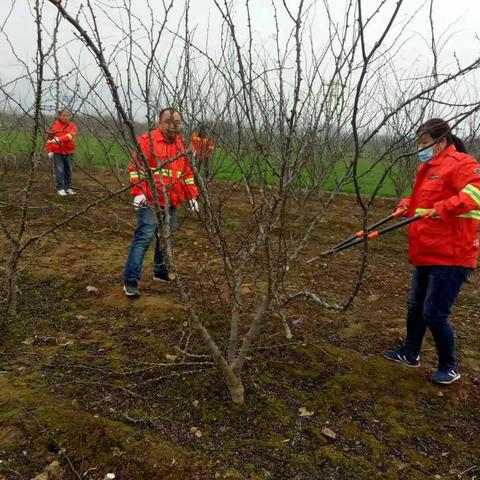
[0,129,129,166]
[0,129,405,197]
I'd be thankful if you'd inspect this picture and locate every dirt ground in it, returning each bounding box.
[1,167,479,480]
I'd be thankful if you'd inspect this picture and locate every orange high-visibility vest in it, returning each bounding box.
[128,129,198,207]
[45,120,77,154]
[191,133,214,158]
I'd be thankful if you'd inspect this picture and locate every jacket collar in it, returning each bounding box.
[426,143,457,166]
[153,127,180,145]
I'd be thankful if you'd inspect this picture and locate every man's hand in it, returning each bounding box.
[188,198,199,212]
[133,194,147,209]
[48,152,54,159]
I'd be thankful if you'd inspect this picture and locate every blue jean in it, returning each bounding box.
[124,206,177,284]
[404,266,472,371]
[53,153,74,190]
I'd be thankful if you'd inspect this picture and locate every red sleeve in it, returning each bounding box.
[57,122,77,143]
[129,140,149,197]
[181,157,199,200]
[434,157,480,220]
[191,135,200,155]
[207,139,215,156]
[45,122,56,152]
[397,197,410,209]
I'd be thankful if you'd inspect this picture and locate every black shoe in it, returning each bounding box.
[383,348,420,367]
[123,282,140,297]
[153,271,174,283]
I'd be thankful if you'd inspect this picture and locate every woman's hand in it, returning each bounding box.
[393,205,409,218]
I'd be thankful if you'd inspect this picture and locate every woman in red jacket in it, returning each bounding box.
[383,118,480,384]
[46,109,77,196]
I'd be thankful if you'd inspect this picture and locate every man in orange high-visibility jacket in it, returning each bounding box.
[383,118,480,385]
[191,124,215,181]
[46,109,77,196]
[123,107,199,297]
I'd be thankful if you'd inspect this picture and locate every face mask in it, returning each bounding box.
[418,147,434,163]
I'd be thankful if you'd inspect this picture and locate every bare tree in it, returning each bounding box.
[2,0,480,405]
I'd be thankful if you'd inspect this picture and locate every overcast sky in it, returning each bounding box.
[0,1,477,55]
[1,0,480,121]
[1,1,479,70]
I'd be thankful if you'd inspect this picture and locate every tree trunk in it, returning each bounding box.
[5,261,18,323]
[225,368,245,405]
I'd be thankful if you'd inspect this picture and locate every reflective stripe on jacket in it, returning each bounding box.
[128,129,198,208]
[45,120,77,154]
[399,144,480,267]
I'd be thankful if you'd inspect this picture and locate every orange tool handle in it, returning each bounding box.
[353,208,404,238]
[315,209,433,260]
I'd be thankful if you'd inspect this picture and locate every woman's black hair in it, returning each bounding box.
[417,118,467,153]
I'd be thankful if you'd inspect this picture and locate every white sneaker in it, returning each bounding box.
[66,189,76,195]
[57,189,67,196]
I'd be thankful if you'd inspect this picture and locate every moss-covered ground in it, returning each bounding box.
[1,168,479,479]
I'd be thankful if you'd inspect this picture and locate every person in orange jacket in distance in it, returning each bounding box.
[45,109,77,196]
[191,124,215,181]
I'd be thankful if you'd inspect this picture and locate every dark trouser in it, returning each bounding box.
[124,206,177,285]
[200,156,210,180]
[404,266,472,371]
[53,153,74,190]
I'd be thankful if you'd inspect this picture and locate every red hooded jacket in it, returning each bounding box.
[45,120,77,155]
[128,128,198,208]
[398,144,480,267]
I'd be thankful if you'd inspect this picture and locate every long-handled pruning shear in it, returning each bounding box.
[306,208,433,263]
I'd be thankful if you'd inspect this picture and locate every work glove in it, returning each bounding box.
[133,194,147,210]
[48,152,54,159]
[188,198,199,212]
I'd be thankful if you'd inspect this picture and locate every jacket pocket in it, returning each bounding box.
[415,180,446,207]
[410,218,454,261]
[421,179,444,192]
